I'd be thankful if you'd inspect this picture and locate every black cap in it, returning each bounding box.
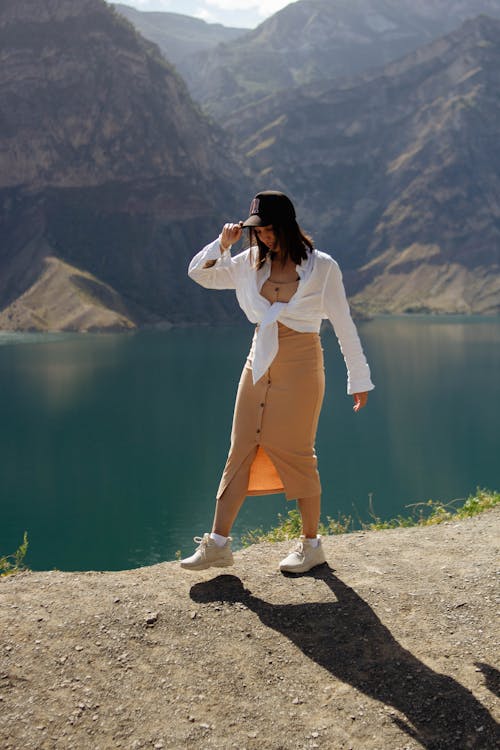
[242,190,296,227]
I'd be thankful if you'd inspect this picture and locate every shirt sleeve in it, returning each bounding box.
[188,237,236,290]
[321,259,375,395]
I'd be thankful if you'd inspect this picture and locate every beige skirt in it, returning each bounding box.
[217,322,325,501]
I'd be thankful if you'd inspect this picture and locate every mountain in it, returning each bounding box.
[113,3,247,80]
[2,1,499,328]
[0,0,250,332]
[225,14,500,315]
[180,0,500,119]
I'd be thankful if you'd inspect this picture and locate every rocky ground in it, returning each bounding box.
[1,509,499,750]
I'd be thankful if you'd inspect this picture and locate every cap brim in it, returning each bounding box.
[241,214,270,228]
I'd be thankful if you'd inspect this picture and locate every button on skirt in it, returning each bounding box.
[216,322,325,501]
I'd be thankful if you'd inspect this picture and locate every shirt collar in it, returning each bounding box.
[297,249,314,278]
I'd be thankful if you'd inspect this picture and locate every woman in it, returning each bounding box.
[181,191,374,573]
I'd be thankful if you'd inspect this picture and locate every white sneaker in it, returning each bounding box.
[180,533,234,571]
[279,536,326,573]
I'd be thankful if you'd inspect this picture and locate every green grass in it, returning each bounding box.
[0,532,29,577]
[241,488,499,546]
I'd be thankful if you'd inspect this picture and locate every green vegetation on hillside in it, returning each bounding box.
[241,488,499,546]
[0,532,29,577]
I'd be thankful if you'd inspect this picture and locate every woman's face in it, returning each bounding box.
[254,225,278,251]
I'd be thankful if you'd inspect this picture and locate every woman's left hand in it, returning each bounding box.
[352,392,369,412]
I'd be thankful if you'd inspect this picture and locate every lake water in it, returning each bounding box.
[0,317,498,571]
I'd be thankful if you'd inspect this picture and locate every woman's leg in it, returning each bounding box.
[212,448,257,536]
[212,485,247,537]
[180,460,252,570]
[297,494,321,538]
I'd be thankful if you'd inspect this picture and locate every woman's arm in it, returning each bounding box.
[321,260,375,397]
[352,391,369,412]
[188,223,243,290]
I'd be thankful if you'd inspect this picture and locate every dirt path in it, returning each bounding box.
[1,509,499,750]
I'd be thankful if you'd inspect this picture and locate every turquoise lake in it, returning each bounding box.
[0,317,498,571]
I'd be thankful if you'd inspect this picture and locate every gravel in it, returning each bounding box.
[1,509,499,749]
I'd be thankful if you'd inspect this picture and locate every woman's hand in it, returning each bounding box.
[352,392,369,412]
[220,222,243,252]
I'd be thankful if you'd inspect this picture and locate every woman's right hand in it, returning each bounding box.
[220,222,243,252]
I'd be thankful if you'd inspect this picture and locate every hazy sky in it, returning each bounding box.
[121,0,294,28]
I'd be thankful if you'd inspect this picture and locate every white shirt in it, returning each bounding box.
[188,238,375,394]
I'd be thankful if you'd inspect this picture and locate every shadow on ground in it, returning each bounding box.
[190,566,499,750]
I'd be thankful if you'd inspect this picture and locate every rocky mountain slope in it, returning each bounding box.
[113,3,247,81]
[180,0,500,120]
[0,0,249,332]
[225,14,500,315]
[2,0,499,328]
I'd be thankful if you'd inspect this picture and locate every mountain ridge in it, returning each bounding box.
[224,13,500,314]
[1,0,499,329]
[0,0,249,331]
[179,0,500,119]
[113,3,247,81]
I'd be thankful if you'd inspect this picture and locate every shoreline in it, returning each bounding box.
[0,312,499,341]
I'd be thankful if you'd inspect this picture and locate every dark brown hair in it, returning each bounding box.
[247,221,314,269]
